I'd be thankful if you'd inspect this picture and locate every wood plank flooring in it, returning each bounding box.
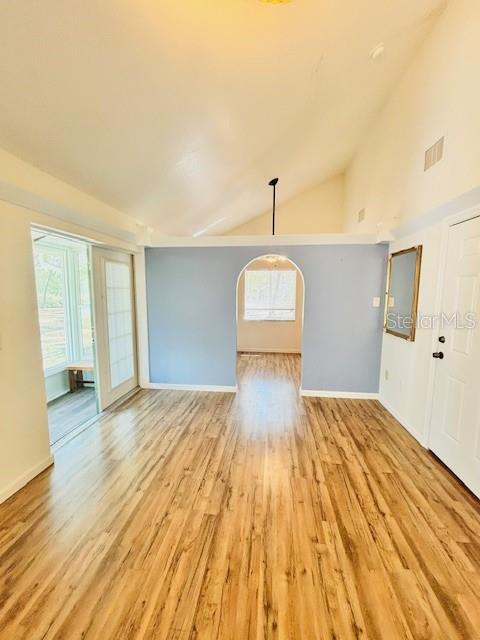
[48,387,98,444]
[1,353,479,639]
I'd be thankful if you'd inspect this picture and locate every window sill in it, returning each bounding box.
[242,319,297,323]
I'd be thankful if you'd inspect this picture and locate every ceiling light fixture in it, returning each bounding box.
[264,254,288,264]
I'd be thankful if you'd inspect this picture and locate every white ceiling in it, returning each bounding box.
[0,0,446,236]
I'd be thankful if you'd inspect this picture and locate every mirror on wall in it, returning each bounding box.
[384,246,422,342]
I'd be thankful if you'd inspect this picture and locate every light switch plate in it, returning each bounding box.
[373,297,381,308]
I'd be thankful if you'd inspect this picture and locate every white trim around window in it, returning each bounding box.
[33,235,94,376]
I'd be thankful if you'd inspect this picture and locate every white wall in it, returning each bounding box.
[379,225,443,446]
[44,370,94,403]
[0,152,142,502]
[237,259,303,354]
[45,371,70,402]
[225,175,344,235]
[343,0,480,447]
[0,147,144,245]
[0,209,53,502]
[344,0,480,237]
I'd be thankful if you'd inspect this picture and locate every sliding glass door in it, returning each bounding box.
[92,247,138,410]
[32,231,99,444]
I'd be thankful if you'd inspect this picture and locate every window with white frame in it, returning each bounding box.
[244,269,297,321]
[34,246,70,370]
[78,250,94,361]
[33,236,93,373]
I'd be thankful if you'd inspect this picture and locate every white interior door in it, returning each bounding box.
[429,215,480,497]
[92,247,138,410]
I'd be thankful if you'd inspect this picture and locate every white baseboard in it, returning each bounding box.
[238,349,301,354]
[378,397,428,448]
[300,389,379,399]
[0,454,54,505]
[144,383,238,393]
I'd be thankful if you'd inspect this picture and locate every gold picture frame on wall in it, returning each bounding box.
[384,245,423,342]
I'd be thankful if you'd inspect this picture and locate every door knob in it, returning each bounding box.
[438,336,446,343]
[433,352,444,359]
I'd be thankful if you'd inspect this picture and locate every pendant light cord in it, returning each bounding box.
[269,178,279,236]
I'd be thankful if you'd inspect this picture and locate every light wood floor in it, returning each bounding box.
[1,354,479,639]
[48,387,97,444]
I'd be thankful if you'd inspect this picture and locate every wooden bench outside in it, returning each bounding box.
[65,363,95,393]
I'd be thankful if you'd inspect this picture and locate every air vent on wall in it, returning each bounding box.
[424,137,445,171]
[358,208,366,224]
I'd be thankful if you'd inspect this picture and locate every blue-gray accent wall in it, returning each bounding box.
[145,244,387,392]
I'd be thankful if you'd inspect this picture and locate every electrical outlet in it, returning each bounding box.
[385,369,389,381]
[373,297,381,308]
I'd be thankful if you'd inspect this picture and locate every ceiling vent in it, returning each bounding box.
[424,137,445,172]
[358,208,366,224]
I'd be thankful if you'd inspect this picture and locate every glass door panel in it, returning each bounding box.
[92,248,137,410]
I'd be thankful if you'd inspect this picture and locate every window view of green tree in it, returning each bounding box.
[34,248,68,369]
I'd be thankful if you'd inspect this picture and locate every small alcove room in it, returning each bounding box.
[1,1,479,639]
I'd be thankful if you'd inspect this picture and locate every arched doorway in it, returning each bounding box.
[235,254,305,392]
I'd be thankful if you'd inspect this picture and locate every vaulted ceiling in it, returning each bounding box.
[0,0,446,235]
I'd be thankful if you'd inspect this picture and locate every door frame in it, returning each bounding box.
[31,229,101,441]
[425,204,480,449]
